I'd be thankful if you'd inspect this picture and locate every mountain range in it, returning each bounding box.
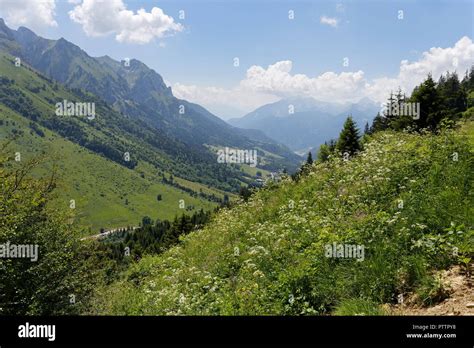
[0,19,300,170]
[0,19,302,231]
[229,96,380,153]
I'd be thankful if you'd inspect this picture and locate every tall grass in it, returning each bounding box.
[94,123,474,315]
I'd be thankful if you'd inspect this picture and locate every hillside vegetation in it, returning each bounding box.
[0,108,219,232]
[0,51,244,231]
[0,19,301,173]
[94,121,473,315]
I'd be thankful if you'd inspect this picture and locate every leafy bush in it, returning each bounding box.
[0,149,100,314]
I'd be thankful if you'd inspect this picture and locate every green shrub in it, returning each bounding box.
[414,274,450,306]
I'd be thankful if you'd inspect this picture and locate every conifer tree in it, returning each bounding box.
[370,112,388,133]
[437,72,466,120]
[327,139,337,152]
[461,65,474,91]
[364,122,370,135]
[336,116,361,156]
[389,87,414,131]
[409,74,441,130]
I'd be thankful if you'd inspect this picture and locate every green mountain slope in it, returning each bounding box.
[95,122,473,315]
[0,50,257,190]
[0,51,237,232]
[0,19,300,172]
[1,105,219,233]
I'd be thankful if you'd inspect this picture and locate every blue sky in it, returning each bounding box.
[1,0,473,118]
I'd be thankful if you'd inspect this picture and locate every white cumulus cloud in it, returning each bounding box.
[0,0,57,31]
[173,83,279,119]
[69,0,183,44]
[172,37,474,118]
[240,60,366,101]
[365,36,474,102]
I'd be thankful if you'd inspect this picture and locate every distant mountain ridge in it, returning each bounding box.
[229,96,380,152]
[0,18,300,171]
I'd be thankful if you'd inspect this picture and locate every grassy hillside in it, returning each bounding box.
[0,105,221,233]
[0,51,261,193]
[94,121,473,315]
[0,51,244,233]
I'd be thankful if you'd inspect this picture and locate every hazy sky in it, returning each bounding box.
[1,0,473,118]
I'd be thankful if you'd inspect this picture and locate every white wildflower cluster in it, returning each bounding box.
[248,245,269,256]
[99,129,472,316]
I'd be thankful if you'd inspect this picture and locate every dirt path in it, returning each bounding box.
[388,266,474,315]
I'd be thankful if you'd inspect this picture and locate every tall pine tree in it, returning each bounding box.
[409,74,441,130]
[336,116,361,156]
[370,112,388,133]
[363,122,370,135]
[437,71,466,121]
